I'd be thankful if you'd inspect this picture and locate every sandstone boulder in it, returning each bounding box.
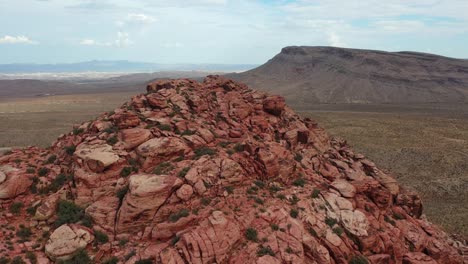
[45,224,94,260]
[263,95,285,116]
[0,165,32,199]
[75,143,119,172]
[116,174,183,232]
[119,128,152,150]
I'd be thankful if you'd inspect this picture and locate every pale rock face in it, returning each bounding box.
[119,128,152,150]
[0,165,32,199]
[34,193,60,220]
[45,224,94,260]
[331,179,357,198]
[176,184,193,201]
[116,174,183,232]
[340,209,369,237]
[75,143,119,172]
[85,196,120,232]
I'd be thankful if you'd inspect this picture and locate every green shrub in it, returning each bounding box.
[247,186,258,195]
[333,226,344,236]
[94,230,109,244]
[81,214,93,228]
[349,255,369,264]
[254,180,265,188]
[64,145,76,155]
[38,167,49,177]
[46,155,57,164]
[10,257,26,264]
[325,217,337,227]
[233,143,244,153]
[73,128,84,135]
[180,129,195,136]
[201,197,211,206]
[25,252,37,264]
[384,215,396,226]
[224,186,234,194]
[153,162,174,175]
[257,245,275,256]
[254,197,264,205]
[292,178,306,187]
[170,235,180,246]
[26,167,36,173]
[116,186,129,203]
[9,202,23,215]
[102,257,118,264]
[271,224,279,231]
[47,174,71,193]
[16,225,32,241]
[0,257,10,264]
[26,206,37,216]
[106,136,118,145]
[124,251,136,261]
[168,209,190,222]
[290,208,299,218]
[393,212,405,220]
[119,239,129,247]
[308,227,318,237]
[289,194,300,205]
[245,227,258,242]
[55,200,84,227]
[103,126,118,134]
[120,167,133,177]
[294,153,303,162]
[157,124,172,131]
[135,259,153,264]
[57,249,91,264]
[178,167,190,178]
[311,188,321,198]
[193,147,216,159]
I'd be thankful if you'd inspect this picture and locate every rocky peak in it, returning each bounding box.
[0,76,466,263]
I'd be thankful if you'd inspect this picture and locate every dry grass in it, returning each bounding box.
[0,93,134,147]
[302,111,468,236]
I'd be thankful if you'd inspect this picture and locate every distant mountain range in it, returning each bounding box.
[0,60,257,73]
[228,46,468,107]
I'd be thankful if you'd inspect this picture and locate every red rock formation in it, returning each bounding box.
[0,76,466,263]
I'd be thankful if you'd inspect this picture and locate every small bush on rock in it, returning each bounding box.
[94,230,109,244]
[57,249,91,264]
[349,255,369,264]
[245,227,258,242]
[9,202,23,215]
[55,200,85,227]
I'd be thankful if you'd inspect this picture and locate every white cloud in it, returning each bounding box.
[373,20,425,33]
[117,13,156,28]
[0,35,37,44]
[79,32,131,48]
[126,13,156,24]
[327,32,346,47]
[115,31,132,47]
[79,39,112,46]
[161,42,184,48]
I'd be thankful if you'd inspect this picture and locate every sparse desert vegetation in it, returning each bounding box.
[302,109,468,236]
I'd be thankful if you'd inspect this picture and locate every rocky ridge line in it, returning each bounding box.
[0,76,466,264]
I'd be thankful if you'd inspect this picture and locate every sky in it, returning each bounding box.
[0,0,467,64]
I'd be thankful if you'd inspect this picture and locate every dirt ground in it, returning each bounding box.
[1,93,466,236]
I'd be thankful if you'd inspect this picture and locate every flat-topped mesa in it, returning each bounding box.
[0,76,465,263]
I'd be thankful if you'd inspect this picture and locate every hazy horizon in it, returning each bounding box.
[1,0,468,64]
